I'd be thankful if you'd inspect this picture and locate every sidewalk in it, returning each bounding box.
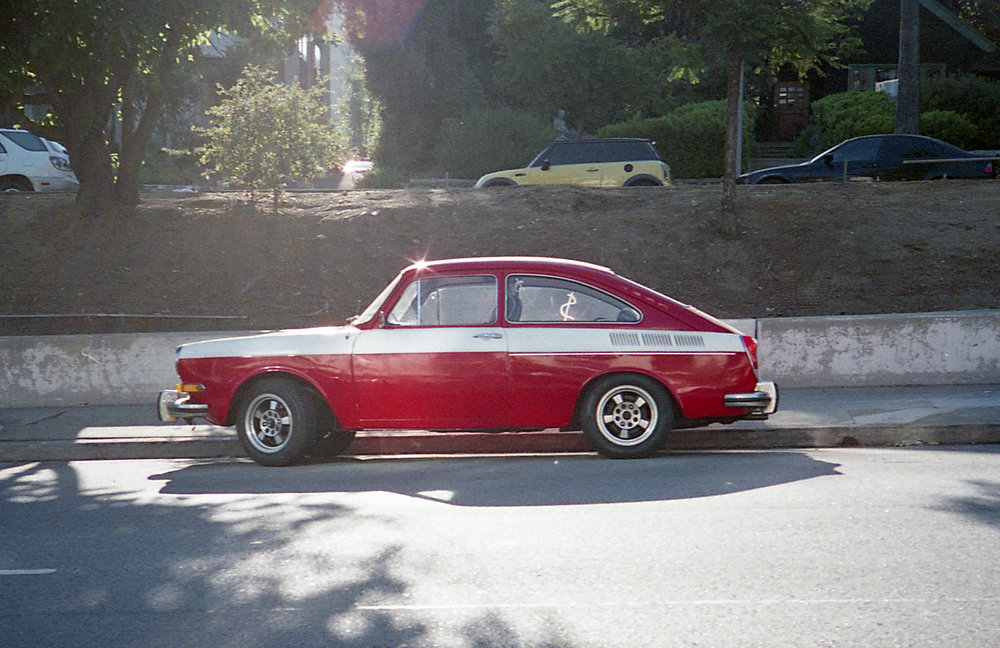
[1,385,998,462]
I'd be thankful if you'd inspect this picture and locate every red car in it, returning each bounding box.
[158,257,777,465]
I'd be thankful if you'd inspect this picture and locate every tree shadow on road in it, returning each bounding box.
[0,460,580,648]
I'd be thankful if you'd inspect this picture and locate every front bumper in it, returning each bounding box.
[157,389,210,423]
[724,381,779,418]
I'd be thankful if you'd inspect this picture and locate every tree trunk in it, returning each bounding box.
[114,92,165,206]
[72,127,117,218]
[719,50,744,238]
[895,0,920,134]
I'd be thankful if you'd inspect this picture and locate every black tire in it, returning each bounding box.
[0,177,32,192]
[757,177,788,185]
[311,429,357,457]
[481,178,516,188]
[580,374,673,459]
[235,377,320,466]
[624,178,661,187]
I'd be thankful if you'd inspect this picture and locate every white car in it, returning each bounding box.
[0,128,80,192]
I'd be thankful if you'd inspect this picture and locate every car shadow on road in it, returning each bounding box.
[151,451,842,507]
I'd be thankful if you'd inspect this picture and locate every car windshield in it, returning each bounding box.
[352,273,403,325]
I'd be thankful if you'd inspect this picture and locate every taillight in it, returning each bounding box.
[986,160,994,177]
[741,335,759,371]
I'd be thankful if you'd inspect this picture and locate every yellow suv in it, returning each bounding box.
[475,138,670,188]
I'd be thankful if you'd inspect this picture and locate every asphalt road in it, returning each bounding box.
[2,448,999,647]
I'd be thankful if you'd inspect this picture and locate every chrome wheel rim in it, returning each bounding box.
[244,393,293,453]
[595,385,658,446]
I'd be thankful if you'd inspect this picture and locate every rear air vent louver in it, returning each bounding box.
[641,333,673,347]
[672,333,705,347]
[609,331,641,346]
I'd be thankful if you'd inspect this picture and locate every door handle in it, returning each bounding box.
[473,333,503,340]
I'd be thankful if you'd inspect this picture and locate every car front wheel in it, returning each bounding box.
[236,378,320,466]
[580,374,673,458]
[481,178,516,188]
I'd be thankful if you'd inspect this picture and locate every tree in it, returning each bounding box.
[895,0,921,134]
[197,67,342,204]
[332,0,497,173]
[556,0,870,232]
[489,0,663,137]
[0,0,320,215]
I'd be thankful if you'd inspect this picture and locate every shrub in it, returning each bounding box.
[598,100,756,178]
[802,91,895,153]
[923,73,1000,149]
[196,66,342,204]
[433,105,557,179]
[920,110,980,149]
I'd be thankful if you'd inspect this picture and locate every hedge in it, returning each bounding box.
[598,100,757,178]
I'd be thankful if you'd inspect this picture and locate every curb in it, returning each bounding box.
[3,424,999,463]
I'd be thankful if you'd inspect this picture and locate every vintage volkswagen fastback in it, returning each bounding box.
[158,257,777,465]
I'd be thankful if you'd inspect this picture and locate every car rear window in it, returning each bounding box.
[1,130,48,152]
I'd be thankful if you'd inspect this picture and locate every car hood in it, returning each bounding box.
[739,162,811,182]
[177,326,359,360]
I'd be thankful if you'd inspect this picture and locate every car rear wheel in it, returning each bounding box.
[0,177,32,192]
[236,378,320,466]
[580,374,673,459]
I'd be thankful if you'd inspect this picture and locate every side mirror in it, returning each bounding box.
[822,154,834,168]
[541,160,551,171]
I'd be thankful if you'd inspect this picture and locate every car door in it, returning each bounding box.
[820,137,884,181]
[351,274,508,428]
[503,273,644,429]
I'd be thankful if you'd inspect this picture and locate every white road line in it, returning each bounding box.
[0,569,57,576]
[355,597,1000,611]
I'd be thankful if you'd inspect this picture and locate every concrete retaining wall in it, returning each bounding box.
[0,331,248,408]
[758,310,1000,388]
[1,310,998,408]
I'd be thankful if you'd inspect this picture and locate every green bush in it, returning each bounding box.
[921,110,980,149]
[598,100,756,178]
[196,66,341,203]
[802,91,895,154]
[923,73,1000,148]
[433,105,557,179]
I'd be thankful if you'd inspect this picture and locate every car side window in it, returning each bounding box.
[506,275,641,323]
[543,143,581,166]
[1,131,47,152]
[387,275,497,326]
[829,139,882,164]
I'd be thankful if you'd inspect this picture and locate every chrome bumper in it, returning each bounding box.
[724,381,779,417]
[157,389,210,423]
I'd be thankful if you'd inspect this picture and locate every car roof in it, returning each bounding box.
[548,137,652,144]
[408,256,615,275]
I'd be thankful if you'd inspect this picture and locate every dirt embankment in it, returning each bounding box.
[1,181,997,336]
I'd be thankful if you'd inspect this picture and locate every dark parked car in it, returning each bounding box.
[740,134,997,184]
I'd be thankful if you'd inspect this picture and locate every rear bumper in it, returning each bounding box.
[157,389,210,423]
[725,381,779,417]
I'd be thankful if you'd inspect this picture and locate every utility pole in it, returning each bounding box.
[895,0,920,134]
